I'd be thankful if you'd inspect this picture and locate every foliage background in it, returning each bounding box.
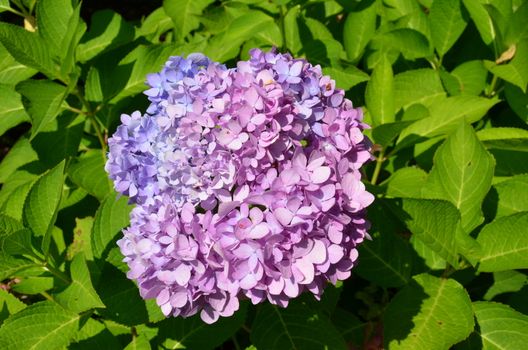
[0,0,528,349]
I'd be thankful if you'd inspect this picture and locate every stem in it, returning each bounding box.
[370,149,385,185]
[486,74,499,97]
[232,336,241,350]
[241,324,252,334]
[43,262,71,284]
[4,6,25,17]
[73,88,106,152]
[40,291,54,301]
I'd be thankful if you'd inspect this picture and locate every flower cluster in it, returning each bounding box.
[105,49,374,323]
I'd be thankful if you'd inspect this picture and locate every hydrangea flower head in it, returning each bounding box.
[105,49,374,324]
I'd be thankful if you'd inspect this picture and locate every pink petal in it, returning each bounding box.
[311,166,331,184]
[274,207,293,226]
[248,222,270,239]
[200,307,219,324]
[295,258,315,284]
[307,240,327,264]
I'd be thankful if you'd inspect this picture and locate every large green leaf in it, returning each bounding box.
[401,199,462,267]
[394,69,446,110]
[462,0,496,45]
[383,274,474,349]
[68,150,111,201]
[386,167,428,198]
[77,10,135,63]
[472,301,528,349]
[0,23,57,78]
[0,84,29,137]
[484,174,528,220]
[163,0,214,42]
[0,137,38,184]
[476,127,528,151]
[205,11,274,62]
[450,60,488,96]
[365,55,395,126]
[36,0,73,59]
[284,5,302,55]
[0,253,38,281]
[504,83,528,123]
[91,193,132,260]
[381,28,432,60]
[323,65,369,91]
[504,0,528,46]
[251,302,347,350]
[157,304,247,350]
[0,215,33,257]
[55,253,105,313]
[0,44,36,85]
[398,95,499,145]
[22,160,65,255]
[484,41,528,92]
[343,1,377,62]
[356,231,412,287]
[0,289,26,325]
[0,301,80,350]
[477,212,528,272]
[429,0,468,56]
[16,80,67,139]
[423,123,495,231]
[484,270,528,300]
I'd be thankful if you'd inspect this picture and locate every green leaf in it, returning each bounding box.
[111,44,180,102]
[394,69,446,110]
[423,122,495,231]
[77,10,135,63]
[504,0,528,46]
[10,276,54,294]
[0,254,38,280]
[381,28,433,60]
[124,335,151,350]
[91,193,132,260]
[163,0,214,42]
[450,60,488,96]
[0,289,26,324]
[429,0,468,57]
[0,137,38,184]
[0,215,33,257]
[484,175,528,219]
[504,83,528,123]
[205,11,274,62]
[401,199,461,267]
[22,160,65,255]
[410,236,447,270]
[70,318,122,350]
[383,274,474,349]
[323,64,369,91]
[0,173,35,221]
[372,120,415,147]
[387,167,428,198]
[0,84,29,137]
[476,127,528,151]
[484,41,528,92]
[0,44,36,85]
[137,7,173,41]
[356,231,413,287]
[284,5,302,55]
[331,308,365,347]
[158,304,247,350]
[398,96,499,145]
[55,253,105,313]
[477,212,528,272]
[30,113,84,168]
[299,17,345,67]
[0,301,80,350]
[365,55,395,126]
[251,302,347,350]
[343,1,377,62]
[68,150,111,201]
[484,270,528,300]
[96,264,151,326]
[472,301,528,349]
[16,80,67,139]
[462,0,496,45]
[36,0,73,59]
[0,23,57,78]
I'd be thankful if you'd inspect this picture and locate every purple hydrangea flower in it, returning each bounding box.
[105,49,374,324]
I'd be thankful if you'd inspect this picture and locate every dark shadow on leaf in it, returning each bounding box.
[383,278,428,346]
[482,186,499,222]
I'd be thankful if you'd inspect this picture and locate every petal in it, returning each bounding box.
[295,258,315,284]
[311,166,331,184]
[200,307,219,324]
[307,240,327,264]
[274,207,293,226]
[248,222,270,239]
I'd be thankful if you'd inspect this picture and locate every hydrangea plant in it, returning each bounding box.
[106,49,374,323]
